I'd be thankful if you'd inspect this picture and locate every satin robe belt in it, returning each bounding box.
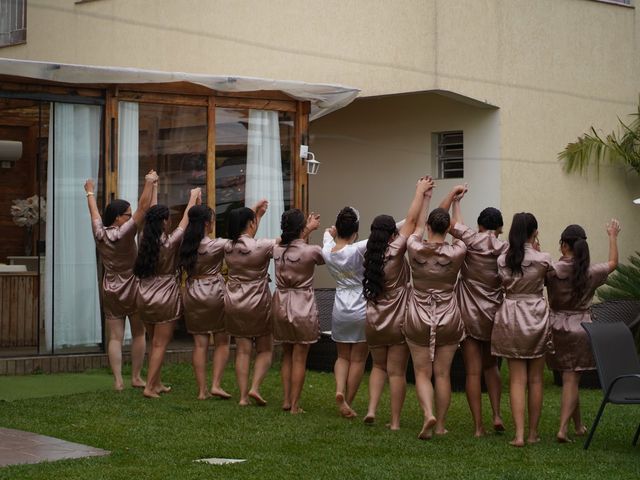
[277,286,312,292]
[188,274,222,282]
[227,277,267,286]
[412,289,454,361]
[505,293,543,301]
[105,268,134,276]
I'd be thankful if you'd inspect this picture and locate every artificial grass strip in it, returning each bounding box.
[0,364,638,479]
[0,372,113,401]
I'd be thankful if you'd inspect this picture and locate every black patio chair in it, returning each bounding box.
[582,321,640,450]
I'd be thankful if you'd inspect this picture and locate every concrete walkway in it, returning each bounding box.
[0,428,109,467]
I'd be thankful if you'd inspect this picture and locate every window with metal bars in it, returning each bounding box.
[0,0,26,48]
[435,131,463,179]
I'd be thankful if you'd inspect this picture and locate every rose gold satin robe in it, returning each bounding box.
[183,237,228,334]
[137,227,184,324]
[271,239,325,344]
[546,258,609,371]
[224,234,276,338]
[92,217,139,320]
[450,223,508,342]
[404,235,466,355]
[491,244,553,359]
[365,234,410,348]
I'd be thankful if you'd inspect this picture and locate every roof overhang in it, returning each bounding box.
[0,58,360,120]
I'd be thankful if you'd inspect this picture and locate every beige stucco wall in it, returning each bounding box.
[3,0,640,276]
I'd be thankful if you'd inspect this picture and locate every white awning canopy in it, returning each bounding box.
[0,58,360,120]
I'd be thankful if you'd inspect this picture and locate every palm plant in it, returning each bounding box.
[597,252,640,302]
[558,102,640,175]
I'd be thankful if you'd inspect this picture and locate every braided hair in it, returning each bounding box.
[134,205,170,278]
[228,207,255,243]
[505,212,538,276]
[335,206,359,239]
[363,215,397,302]
[560,224,590,304]
[178,205,214,277]
[427,208,450,235]
[279,209,306,260]
[104,199,130,227]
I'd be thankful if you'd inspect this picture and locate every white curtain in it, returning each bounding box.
[245,109,284,287]
[117,101,139,342]
[44,103,102,352]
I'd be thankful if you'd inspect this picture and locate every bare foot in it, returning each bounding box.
[238,398,250,406]
[131,379,146,389]
[493,420,506,433]
[509,439,525,447]
[335,392,345,406]
[290,407,305,415]
[418,416,436,440]
[282,404,292,411]
[197,392,212,400]
[575,426,588,437]
[210,387,231,399]
[435,429,449,436]
[114,380,124,392]
[363,415,375,425]
[556,434,573,444]
[386,423,400,431]
[474,427,486,438]
[527,436,541,445]
[156,384,172,394]
[143,388,160,399]
[248,390,267,406]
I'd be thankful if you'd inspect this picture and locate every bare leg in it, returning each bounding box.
[128,314,146,388]
[235,337,253,406]
[408,342,436,439]
[106,317,125,391]
[192,334,210,400]
[143,321,175,398]
[346,342,369,408]
[290,343,310,414]
[573,393,587,436]
[281,343,293,410]
[433,344,458,435]
[248,334,272,406]
[507,358,527,446]
[387,344,409,430]
[481,342,503,431]
[366,347,388,424]
[335,343,355,417]
[462,338,485,436]
[210,333,231,398]
[527,356,545,444]
[557,371,581,442]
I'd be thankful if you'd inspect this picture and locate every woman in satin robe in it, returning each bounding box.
[361,176,433,430]
[272,209,322,414]
[84,170,157,391]
[178,204,231,400]
[492,212,553,447]
[404,202,466,440]
[134,187,200,399]
[224,200,274,407]
[546,220,620,443]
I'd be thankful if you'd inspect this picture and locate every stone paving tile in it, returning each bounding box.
[0,428,110,467]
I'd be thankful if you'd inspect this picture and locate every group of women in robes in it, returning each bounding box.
[84,172,621,445]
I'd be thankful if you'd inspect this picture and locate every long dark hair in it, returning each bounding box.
[363,215,397,302]
[104,199,130,227]
[335,207,359,239]
[427,207,450,235]
[178,205,214,276]
[134,205,170,278]
[279,209,306,262]
[560,224,590,303]
[505,212,538,275]
[228,207,255,243]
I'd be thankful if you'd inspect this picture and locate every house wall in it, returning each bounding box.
[3,0,639,273]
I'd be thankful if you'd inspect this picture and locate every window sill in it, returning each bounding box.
[589,0,634,8]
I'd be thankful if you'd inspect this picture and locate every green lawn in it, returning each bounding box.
[0,362,638,480]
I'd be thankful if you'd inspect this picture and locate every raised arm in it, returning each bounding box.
[438,184,468,212]
[250,199,269,233]
[412,185,434,238]
[178,188,201,231]
[606,218,621,273]
[399,176,434,237]
[133,170,158,227]
[84,179,101,223]
[303,213,321,241]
